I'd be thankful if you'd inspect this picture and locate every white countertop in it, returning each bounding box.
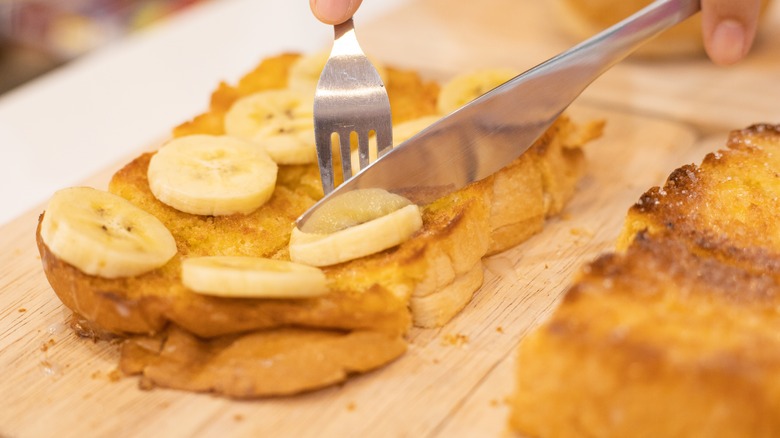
[0,0,402,227]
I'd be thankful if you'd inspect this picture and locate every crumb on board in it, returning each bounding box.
[346,402,357,412]
[40,338,56,352]
[234,414,244,422]
[496,326,504,334]
[108,368,122,382]
[139,377,155,391]
[18,308,26,313]
[441,333,469,347]
[569,227,594,237]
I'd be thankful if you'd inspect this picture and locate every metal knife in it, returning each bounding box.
[297,0,700,228]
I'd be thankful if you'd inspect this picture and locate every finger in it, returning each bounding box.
[310,0,363,25]
[701,0,762,65]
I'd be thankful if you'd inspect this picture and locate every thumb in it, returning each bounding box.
[701,0,762,65]
[310,0,364,25]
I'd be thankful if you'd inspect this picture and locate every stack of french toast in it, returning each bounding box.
[36,52,602,397]
[511,124,780,436]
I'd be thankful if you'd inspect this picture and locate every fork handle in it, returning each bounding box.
[332,18,361,57]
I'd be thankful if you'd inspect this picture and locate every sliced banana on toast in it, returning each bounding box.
[224,89,316,164]
[437,69,519,115]
[147,134,278,216]
[182,256,327,298]
[290,189,423,267]
[349,115,441,171]
[40,186,177,279]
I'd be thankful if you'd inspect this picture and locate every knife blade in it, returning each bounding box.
[297,0,700,229]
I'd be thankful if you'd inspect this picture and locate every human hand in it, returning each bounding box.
[308,0,764,65]
[701,0,762,65]
[310,0,363,25]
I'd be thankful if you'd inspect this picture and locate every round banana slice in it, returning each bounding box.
[182,256,328,298]
[147,135,278,216]
[40,187,177,279]
[288,50,390,94]
[224,89,316,165]
[349,116,441,171]
[290,189,423,267]
[391,115,441,146]
[437,69,519,115]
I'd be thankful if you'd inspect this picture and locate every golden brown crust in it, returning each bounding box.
[617,123,780,262]
[512,124,780,435]
[37,218,411,338]
[121,326,406,398]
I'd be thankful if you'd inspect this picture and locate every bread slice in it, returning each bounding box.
[511,124,780,436]
[37,53,602,397]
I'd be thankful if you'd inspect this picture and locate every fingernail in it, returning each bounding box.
[314,0,350,23]
[711,19,746,65]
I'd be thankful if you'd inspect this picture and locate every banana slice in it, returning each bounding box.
[391,115,441,146]
[223,89,316,165]
[437,69,519,115]
[40,187,177,279]
[288,50,390,94]
[290,189,423,267]
[182,256,328,298]
[147,134,278,216]
[349,115,441,171]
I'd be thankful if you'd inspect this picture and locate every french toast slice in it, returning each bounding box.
[37,53,602,397]
[511,125,780,436]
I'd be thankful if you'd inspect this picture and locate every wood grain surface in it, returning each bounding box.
[2,1,779,437]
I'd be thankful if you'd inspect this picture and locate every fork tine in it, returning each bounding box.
[358,130,370,170]
[338,130,353,181]
[315,125,335,194]
[375,125,393,158]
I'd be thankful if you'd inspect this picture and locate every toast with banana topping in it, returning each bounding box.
[37,52,602,397]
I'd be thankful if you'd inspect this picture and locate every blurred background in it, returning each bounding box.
[0,0,210,94]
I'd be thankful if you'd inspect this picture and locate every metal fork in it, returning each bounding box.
[313,18,393,195]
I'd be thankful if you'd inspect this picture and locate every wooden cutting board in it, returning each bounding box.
[2,1,779,436]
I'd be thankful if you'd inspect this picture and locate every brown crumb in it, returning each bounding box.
[40,338,56,352]
[233,414,244,422]
[496,326,504,334]
[570,227,594,237]
[346,402,357,411]
[18,308,26,313]
[139,377,155,391]
[432,358,440,364]
[107,369,122,382]
[544,263,549,269]
[69,313,116,342]
[441,333,469,347]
